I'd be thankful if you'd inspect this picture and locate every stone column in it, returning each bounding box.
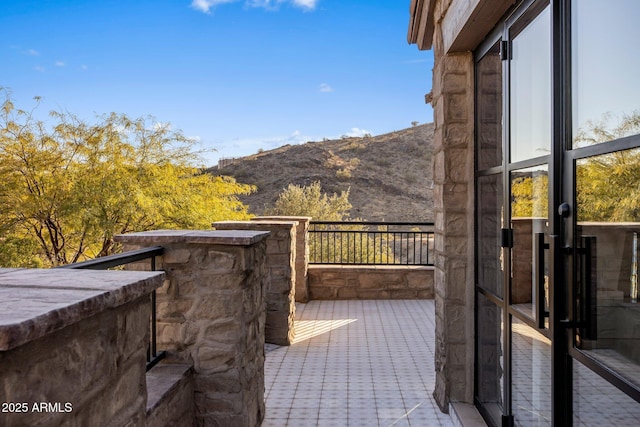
[430,30,476,410]
[115,230,270,427]
[252,216,311,303]
[214,221,297,346]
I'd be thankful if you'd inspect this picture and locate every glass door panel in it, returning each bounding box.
[572,0,640,149]
[477,41,503,170]
[510,165,549,327]
[478,174,504,297]
[575,148,640,389]
[512,317,552,426]
[574,362,640,426]
[509,4,551,163]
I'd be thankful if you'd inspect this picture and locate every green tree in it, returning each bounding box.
[575,112,640,222]
[265,181,351,220]
[265,182,392,263]
[0,91,254,267]
[511,172,548,218]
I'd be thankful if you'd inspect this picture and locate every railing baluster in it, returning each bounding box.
[308,221,434,266]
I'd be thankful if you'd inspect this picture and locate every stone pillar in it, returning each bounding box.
[252,216,311,303]
[214,221,296,346]
[115,230,270,427]
[0,268,164,427]
[430,28,476,410]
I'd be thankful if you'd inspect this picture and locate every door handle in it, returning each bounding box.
[535,232,550,328]
[578,236,597,340]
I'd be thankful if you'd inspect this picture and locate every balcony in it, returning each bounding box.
[263,299,455,426]
[0,218,483,426]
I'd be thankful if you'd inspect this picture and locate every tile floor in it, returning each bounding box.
[263,300,455,427]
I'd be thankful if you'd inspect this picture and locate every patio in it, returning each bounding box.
[263,299,457,426]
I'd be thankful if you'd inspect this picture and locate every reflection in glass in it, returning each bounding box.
[575,148,640,389]
[510,166,548,322]
[574,361,640,426]
[477,41,503,170]
[510,5,551,162]
[572,0,640,148]
[477,293,504,426]
[576,148,640,223]
[512,317,551,426]
[478,174,504,297]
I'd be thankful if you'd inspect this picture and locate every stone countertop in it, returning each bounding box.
[114,229,270,246]
[0,268,165,352]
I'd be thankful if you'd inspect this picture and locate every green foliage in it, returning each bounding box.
[265,181,351,220]
[511,173,548,218]
[310,224,394,264]
[0,90,254,267]
[265,182,392,263]
[575,112,640,222]
[510,112,640,222]
[0,237,44,268]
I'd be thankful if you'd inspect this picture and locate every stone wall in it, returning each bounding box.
[430,7,476,410]
[214,220,297,346]
[146,363,195,427]
[0,268,164,427]
[308,265,434,300]
[252,216,311,303]
[115,230,270,427]
[409,0,517,414]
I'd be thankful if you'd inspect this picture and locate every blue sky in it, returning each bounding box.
[1,0,433,166]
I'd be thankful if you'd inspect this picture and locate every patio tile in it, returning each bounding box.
[264,300,455,427]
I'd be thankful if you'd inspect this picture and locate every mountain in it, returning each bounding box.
[209,123,434,222]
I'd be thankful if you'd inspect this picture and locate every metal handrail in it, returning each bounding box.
[309,221,435,266]
[57,246,166,371]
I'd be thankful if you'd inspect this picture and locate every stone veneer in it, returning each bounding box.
[252,216,311,303]
[308,265,434,300]
[115,230,269,427]
[0,268,164,427]
[430,8,476,411]
[410,0,517,413]
[146,363,195,427]
[214,220,297,346]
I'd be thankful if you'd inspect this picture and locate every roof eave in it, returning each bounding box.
[407,0,435,50]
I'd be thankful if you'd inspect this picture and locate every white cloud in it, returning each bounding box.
[191,0,238,13]
[343,127,371,138]
[24,48,40,56]
[80,64,88,71]
[249,0,317,9]
[319,83,333,93]
[55,61,65,67]
[191,0,318,13]
[291,0,318,9]
[34,65,45,73]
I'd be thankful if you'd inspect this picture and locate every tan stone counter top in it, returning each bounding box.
[0,268,164,351]
[114,229,270,245]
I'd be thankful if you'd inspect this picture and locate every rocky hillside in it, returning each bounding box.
[209,123,434,222]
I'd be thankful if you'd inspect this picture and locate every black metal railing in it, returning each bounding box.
[57,246,166,371]
[309,221,435,266]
